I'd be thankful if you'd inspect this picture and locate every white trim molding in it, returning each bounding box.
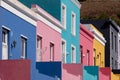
[62,38,67,63]
[31,4,62,33]
[71,11,76,36]
[2,25,11,31]
[84,24,106,46]
[71,44,76,63]
[0,0,38,26]
[90,25,106,46]
[71,0,81,9]
[61,3,67,30]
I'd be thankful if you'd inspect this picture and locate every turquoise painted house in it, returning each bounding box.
[19,0,81,63]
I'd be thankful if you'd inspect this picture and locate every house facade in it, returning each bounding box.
[80,24,94,66]
[31,4,62,62]
[19,0,81,64]
[0,0,37,80]
[84,24,106,67]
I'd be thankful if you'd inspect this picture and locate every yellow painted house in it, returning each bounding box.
[84,24,106,67]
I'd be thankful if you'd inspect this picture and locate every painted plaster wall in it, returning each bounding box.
[80,24,94,66]
[62,64,83,80]
[83,66,99,80]
[0,60,30,80]
[61,0,80,63]
[99,67,111,80]
[37,21,61,61]
[93,38,105,67]
[111,72,120,80]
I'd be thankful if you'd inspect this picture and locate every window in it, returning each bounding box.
[2,29,8,44]
[115,60,118,69]
[36,36,42,62]
[119,40,120,53]
[71,12,76,36]
[37,36,42,49]
[71,45,76,63]
[21,37,27,59]
[115,35,117,52]
[112,58,114,69]
[62,39,66,63]
[99,53,101,66]
[2,28,9,60]
[80,46,83,63]
[86,50,90,65]
[62,3,66,29]
[111,32,113,49]
[94,48,96,66]
[50,43,54,61]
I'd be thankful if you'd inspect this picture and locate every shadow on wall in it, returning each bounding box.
[83,66,99,80]
[99,67,111,80]
[100,67,111,76]
[62,63,83,76]
[36,61,61,79]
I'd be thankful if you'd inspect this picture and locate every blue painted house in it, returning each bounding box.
[19,0,81,64]
[0,0,61,80]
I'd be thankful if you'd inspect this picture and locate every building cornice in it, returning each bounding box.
[1,0,62,33]
[31,4,63,30]
[91,28,106,46]
[1,0,38,26]
[71,0,81,9]
[80,24,94,39]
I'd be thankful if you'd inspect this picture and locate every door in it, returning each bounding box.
[2,29,8,60]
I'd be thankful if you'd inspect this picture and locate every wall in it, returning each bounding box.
[99,67,111,80]
[93,38,105,67]
[83,66,99,80]
[80,24,94,66]
[111,72,120,80]
[62,64,83,80]
[36,62,62,79]
[37,21,61,61]
[0,60,30,80]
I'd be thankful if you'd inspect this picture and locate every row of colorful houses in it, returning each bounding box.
[0,0,120,80]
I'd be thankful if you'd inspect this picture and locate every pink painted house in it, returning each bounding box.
[80,24,94,66]
[31,5,63,62]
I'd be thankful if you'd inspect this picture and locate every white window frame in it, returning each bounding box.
[71,12,76,36]
[21,35,27,59]
[2,27,9,60]
[61,3,66,30]
[36,36,42,62]
[2,29,8,45]
[71,44,76,63]
[50,42,54,61]
[62,39,67,63]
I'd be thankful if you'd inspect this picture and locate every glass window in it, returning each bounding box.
[50,43,54,61]
[21,37,27,59]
